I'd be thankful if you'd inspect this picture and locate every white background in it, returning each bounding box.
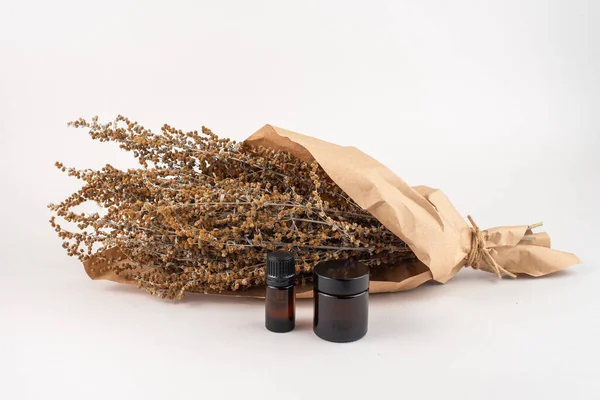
[1,1,599,399]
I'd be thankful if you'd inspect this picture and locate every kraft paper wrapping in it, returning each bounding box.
[83,124,580,298]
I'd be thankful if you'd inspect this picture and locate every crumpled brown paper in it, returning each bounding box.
[84,124,580,298]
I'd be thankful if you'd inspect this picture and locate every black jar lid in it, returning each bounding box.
[314,259,369,296]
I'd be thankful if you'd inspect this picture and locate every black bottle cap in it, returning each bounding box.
[266,251,296,287]
[314,259,369,296]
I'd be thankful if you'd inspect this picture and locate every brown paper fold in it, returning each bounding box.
[83,124,581,297]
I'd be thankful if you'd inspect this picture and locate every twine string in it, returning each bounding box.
[465,215,517,279]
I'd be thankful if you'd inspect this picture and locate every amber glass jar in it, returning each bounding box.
[313,259,369,342]
[265,251,296,333]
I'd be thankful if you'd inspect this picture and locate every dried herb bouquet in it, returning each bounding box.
[49,116,416,299]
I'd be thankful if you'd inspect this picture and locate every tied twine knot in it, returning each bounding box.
[465,215,517,279]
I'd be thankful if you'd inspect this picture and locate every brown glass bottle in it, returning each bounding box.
[313,259,369,342]
[265,251,296,333]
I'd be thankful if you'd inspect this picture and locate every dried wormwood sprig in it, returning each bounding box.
[49,116,415,299]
